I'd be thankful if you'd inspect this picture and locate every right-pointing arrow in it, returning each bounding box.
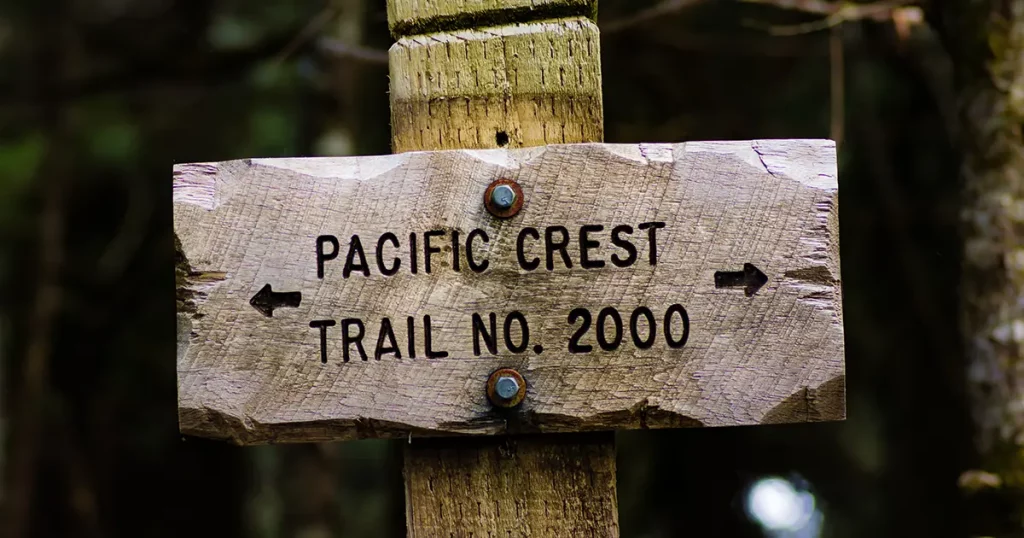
[714,263,768,297]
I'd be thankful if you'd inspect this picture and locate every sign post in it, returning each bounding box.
[173,2,845,536]
[387,2,618,536]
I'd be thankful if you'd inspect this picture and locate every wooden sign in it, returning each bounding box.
[174,140,845,445]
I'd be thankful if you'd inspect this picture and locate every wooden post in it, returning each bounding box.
[385,1,617,535]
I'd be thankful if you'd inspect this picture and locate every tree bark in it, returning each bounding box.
[932,1,1024,533]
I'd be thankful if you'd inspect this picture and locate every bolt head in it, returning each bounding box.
[490,184,516,210]
[494,376,520,400]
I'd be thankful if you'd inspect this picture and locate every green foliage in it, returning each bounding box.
[76,102,141,166]
[209,15,265,50]
[249,107,298,157]
[0,132,43,206]
[0,132,43,291]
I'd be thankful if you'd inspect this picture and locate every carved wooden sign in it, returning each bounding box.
[174,140,845,444]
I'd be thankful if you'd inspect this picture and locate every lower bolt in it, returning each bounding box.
[486,368,526,408]
[494,376,520,400]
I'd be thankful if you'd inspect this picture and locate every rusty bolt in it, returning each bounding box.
[483,179,524,218]
[486,368,527,408]
[490,184,516,210]
[494,376,520,399]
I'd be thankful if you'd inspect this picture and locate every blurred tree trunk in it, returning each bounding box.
[319,2,405,535]
[247,2,401,537]
[273,1,368,534]
[317,0,365,156]
[1,298,5,509]
[931,1,1024,534]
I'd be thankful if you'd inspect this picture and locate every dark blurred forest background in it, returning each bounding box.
[0,0,998,536]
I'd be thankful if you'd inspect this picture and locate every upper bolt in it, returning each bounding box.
[483,179,523,218]
[494,376,520,401]
[490,184,516,210]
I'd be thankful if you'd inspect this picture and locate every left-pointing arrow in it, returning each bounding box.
[249,284,302,317]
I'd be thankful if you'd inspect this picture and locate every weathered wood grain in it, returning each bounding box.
[402,433,618,536]
[387,0,596,37]
[388,18,603,153]
[174,140,845,444]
